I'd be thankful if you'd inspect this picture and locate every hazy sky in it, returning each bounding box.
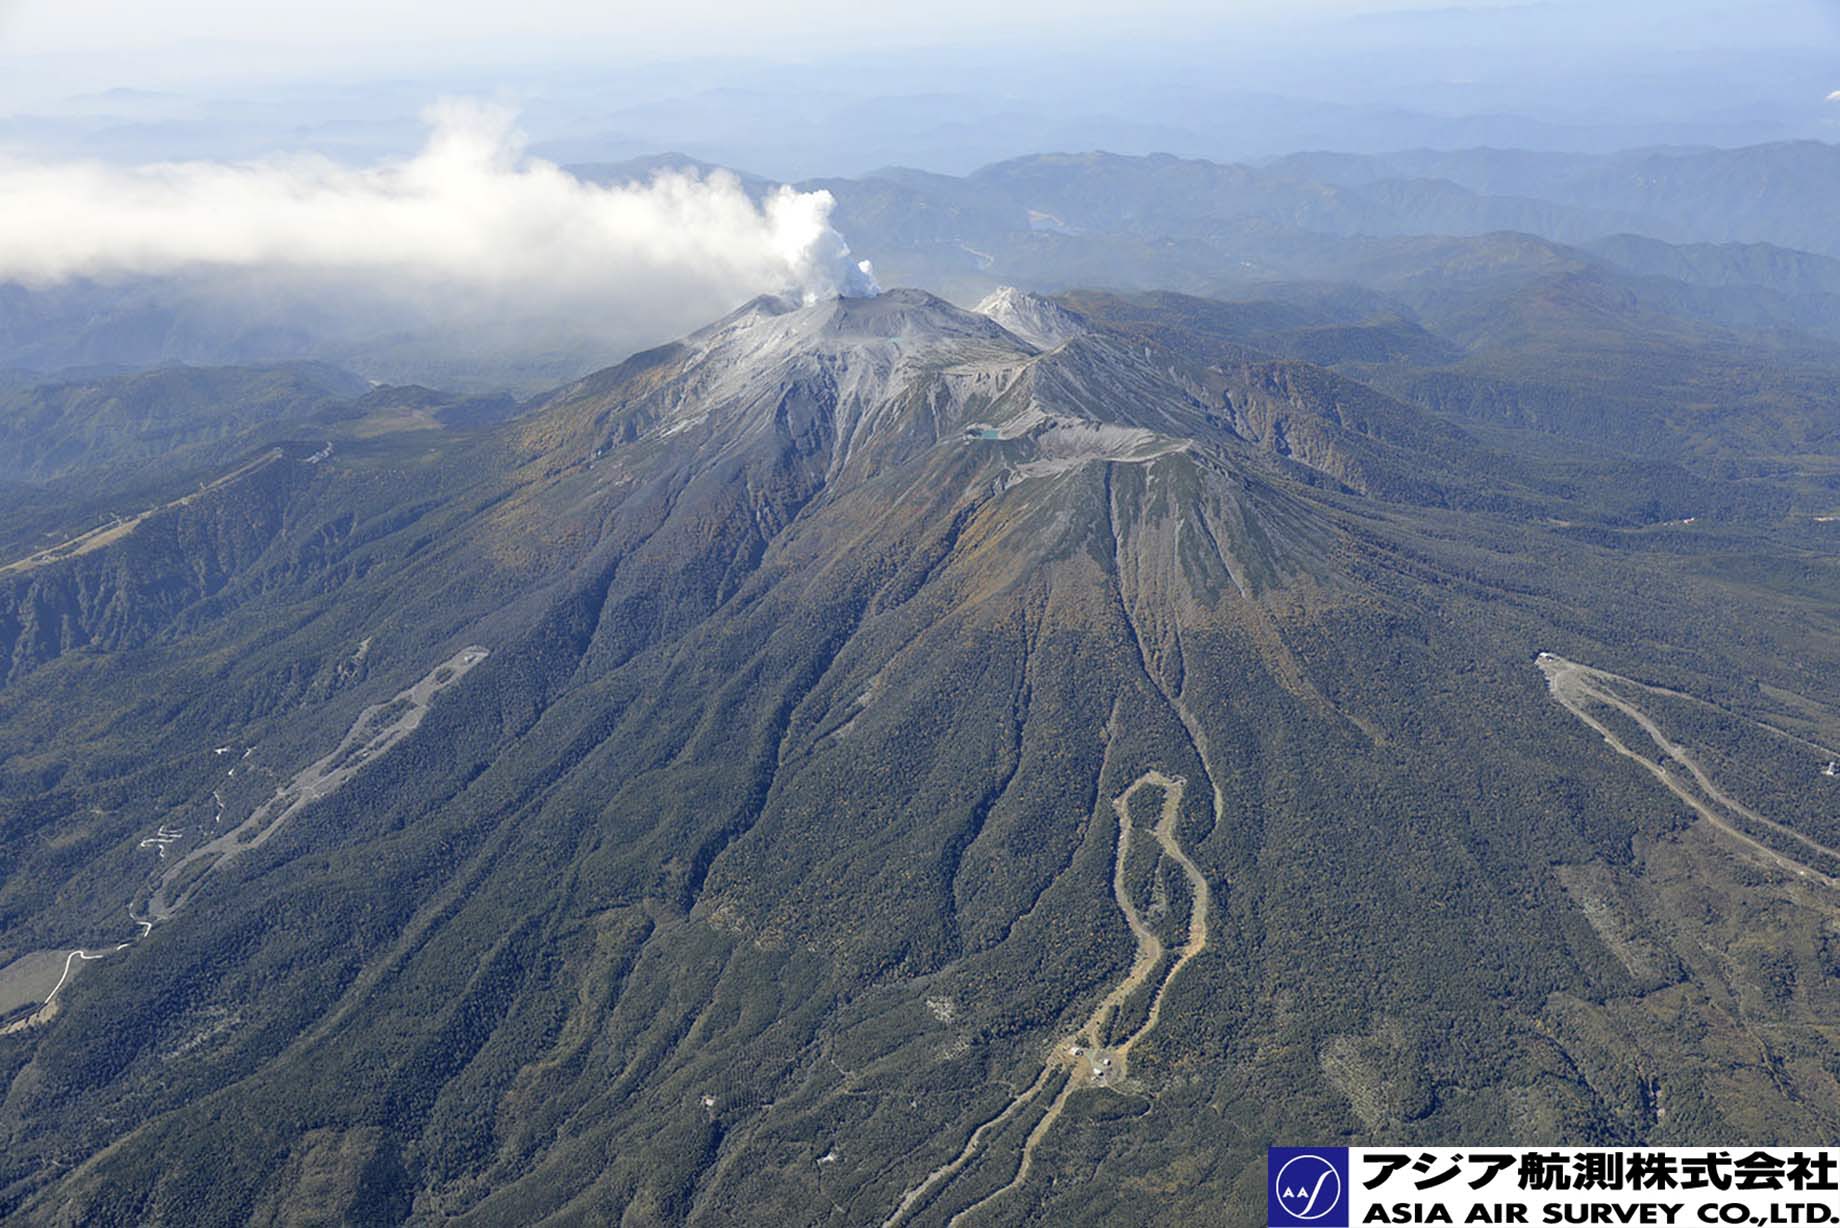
[2,1,1484,57]
[5,1,1829,89]
[2,0,1836,173]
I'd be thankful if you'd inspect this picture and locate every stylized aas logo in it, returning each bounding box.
[1268,1147,1349,1228]
[1276,1155,1340,1218]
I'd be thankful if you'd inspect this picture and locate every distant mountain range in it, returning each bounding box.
[3,138,1838,402]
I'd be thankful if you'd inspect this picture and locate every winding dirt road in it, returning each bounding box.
[0,947,119,1035]
[1539,653,1840,891]
[887,769,1212,1227]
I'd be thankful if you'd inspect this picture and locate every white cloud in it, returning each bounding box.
[0,100,876,370]
[1828,89,1840,102]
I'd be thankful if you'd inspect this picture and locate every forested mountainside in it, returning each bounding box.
[1,288,1838,1225]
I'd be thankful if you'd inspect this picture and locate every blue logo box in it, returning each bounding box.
[1269,1147,1350,1227]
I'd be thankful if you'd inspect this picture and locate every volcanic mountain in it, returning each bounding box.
[1,288,1837,1225]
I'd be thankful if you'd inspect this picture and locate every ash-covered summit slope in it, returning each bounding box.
[527,287,1517,513]
[973,286,1089,350]
[2,287,1839,1226]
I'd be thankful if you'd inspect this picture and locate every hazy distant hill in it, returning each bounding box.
[1270,143,1840,257]
[0,363,367,485]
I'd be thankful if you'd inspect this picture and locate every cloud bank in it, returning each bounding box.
[0,100,878,380]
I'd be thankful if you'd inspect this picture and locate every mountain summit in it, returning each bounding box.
[974,286,1089,349]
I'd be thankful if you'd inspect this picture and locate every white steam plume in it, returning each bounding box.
[0,100,878,378]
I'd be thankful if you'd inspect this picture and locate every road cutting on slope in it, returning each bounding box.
[145,645,489,921]
[0,646,489,1034]
[1539,652,1840,892]
[0,448,285,576]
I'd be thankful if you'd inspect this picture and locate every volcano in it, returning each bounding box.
[1,288,1836,1226]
